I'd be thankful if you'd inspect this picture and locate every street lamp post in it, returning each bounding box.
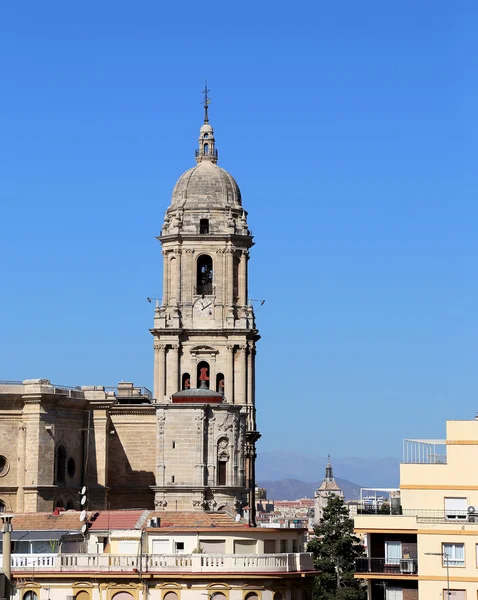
[425,550,450,598]
[1,514,13,600]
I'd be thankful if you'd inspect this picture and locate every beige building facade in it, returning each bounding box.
[0,106,259,519]
[355,416,478,600]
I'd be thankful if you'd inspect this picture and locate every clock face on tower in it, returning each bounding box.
[193,298,214,318]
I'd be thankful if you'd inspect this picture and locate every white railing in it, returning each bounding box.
[5,553,314,573]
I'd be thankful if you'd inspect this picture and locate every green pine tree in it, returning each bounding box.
[307,496,367,600]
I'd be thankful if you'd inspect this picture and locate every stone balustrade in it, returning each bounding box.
[4,553,314,574]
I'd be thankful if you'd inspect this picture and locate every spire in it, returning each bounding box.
[202,80,210,124]
[325,454,333,481]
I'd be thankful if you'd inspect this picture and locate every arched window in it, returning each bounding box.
[23,592,38,600]
[273,593,283,600]
[210,594,226,600]
[203,133,209,139]
[0,500,5,513]
[66,499,75,510]
[245,594,259,600]
[200,218,209,234]
[216,373,225,394]
[111,594,134,600]
[75,592,89,600]
[55,445,66,484]
[197,361,210,389]
[182,372,191,390]
[217,437,229,486]
[197,255,213,295]
[67,457,76,478]
[204,143,209,154]
[55,497,65,509]
[163,593,178,600]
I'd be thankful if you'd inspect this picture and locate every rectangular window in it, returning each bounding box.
[118,540,137,555]
[264,539,276,553]
[443,543,465,567]
[200,539,226,553]
[174,541,185,554]
[444,591,465,599]
[280,539,287,553]
[385,541,402,565]
[152,539,169,554]
[385,589,403,600]
[234,540,257,554]
[218,461,226,486]
[444,497,467,520]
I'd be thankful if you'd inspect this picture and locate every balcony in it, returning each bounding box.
[3,553,315,574]
[355,504,478,524]
[402,438,447,464]
[355,557,418,575]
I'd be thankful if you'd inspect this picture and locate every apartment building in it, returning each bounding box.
[354,417,478,599]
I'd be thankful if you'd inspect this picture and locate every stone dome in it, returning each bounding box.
[170,161,242,210]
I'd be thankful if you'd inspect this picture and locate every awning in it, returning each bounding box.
[11,530,74,542]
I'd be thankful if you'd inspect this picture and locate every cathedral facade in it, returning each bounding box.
[0,106,260,520]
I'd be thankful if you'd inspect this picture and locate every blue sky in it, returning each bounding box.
[1,1,477,460]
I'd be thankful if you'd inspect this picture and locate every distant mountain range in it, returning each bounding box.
[258,477,362,501]
[256,451,400,499]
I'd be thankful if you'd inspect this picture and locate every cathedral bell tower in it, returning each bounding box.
[150,91,260,517]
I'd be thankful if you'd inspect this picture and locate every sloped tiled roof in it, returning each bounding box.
[10,511,84,531]
[89,510,149,532]
[318,480,342,491]
[149,511,246,530]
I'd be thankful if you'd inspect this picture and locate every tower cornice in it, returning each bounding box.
[157,233,254,247]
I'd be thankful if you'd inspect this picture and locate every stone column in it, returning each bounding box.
[209,354,216,392]
[225,344,234,403]
[247,341,254,406]
[239,250,247,305]
[167,344,179,397]
[235,344,247,404]
[154,343,166,401]
[186,248,195,302]
[227,247,234,305]
[221,249,227,305]
[176,249,182,304]
[16,423,26,512]
[162,250,168,305]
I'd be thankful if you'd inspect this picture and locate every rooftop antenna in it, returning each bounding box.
[202,80,211,123]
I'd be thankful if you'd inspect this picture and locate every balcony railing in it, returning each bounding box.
[356,505,477,524]
[402,439,447,464]
[355,557,418,575]
[4,553,315,574]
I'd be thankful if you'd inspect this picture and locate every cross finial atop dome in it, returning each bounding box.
[202,80,210,124]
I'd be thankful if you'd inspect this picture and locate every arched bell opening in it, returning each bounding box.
[197,255,213,296]
[182,373,191,390]
[197,361,210,389]
[216,373,225,394]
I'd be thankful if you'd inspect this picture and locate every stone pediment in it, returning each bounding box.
[190,345,218,357]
